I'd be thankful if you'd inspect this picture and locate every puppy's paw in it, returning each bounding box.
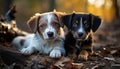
[20,47,34,55]
[50,49,61,58]
[78,50,89,61]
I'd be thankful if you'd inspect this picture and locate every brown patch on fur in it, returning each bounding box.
[39,22,47,33]
[54,12,66,27]
[79,50,89,61]
[27,15,40,33]
[20,39,25,46]
[71,31,77,38]
[38,13,61,36]
[29,12,65,40]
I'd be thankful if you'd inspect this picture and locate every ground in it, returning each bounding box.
[0,18,120,69]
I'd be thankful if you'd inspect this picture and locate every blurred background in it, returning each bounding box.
[0,0,120,68]
[0,0,120,31]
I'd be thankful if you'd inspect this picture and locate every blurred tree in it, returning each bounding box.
[113,0,119,19]
[49,0,56,11]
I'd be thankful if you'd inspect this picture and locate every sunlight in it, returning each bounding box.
[105,0,112,9]
[88,0,95,4]
[95,0,104,8]
[88,0,105,8]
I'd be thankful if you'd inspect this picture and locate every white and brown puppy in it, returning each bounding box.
[12,12,65,58]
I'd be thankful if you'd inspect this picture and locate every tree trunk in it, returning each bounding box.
[113,0,119,19]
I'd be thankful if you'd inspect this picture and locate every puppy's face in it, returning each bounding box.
[62,13,101,41]
[38,13,60,40]
[71,14,92,40]
[27,12,63,40]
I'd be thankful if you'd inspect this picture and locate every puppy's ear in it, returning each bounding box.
[91,14,101,32]
[54,12,65,27]
[62,13,75,30]
[27,15,40,33]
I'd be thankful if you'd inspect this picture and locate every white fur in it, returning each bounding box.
[78,18,86,37]
[78,18,85,33]
[12,32,65,58]
[12,13,65,58]
[42,14,56,40]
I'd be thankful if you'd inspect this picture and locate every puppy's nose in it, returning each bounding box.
[78,32,84,37]
[47,32,54,37]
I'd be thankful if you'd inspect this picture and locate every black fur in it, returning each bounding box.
[62,13,75,30]
[64,32,92,56]
[92,15,101,32]
[64,31,76,55]
[62,13,101,58]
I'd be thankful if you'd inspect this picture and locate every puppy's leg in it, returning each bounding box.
[78,45,93,60]
[20,46,35,55]
[50,48,62,58]
[49,41,65,58]
[79,50,89,60]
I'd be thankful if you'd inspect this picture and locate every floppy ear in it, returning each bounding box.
[62,13,75,30]
[54,12,65,27]
[91,14,101,32]
[27,15,40,33]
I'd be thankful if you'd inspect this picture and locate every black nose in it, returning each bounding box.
[78,32,84,37]
[47,32,54,37]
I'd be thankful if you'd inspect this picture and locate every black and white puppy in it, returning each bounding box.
[62,13,101,60]
[12,12,65,58]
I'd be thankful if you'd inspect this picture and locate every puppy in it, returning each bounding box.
[12,12,65,58]
[62,13,101,60]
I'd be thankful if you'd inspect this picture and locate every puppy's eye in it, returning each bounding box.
[84,21,87,24]
[39,24,46,29]
[73,20,78,27]
[52,22,60,27]
[73,23,77,27]
[84,21,89,27]
[76,21,79,25]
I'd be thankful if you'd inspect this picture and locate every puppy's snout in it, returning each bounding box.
[47,32,54,37]
[78,32,84,37]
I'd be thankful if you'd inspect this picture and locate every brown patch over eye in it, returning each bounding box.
[51,21,60,28]
[84,20,87,24]
[73,20,79,27]
[52,21,60,33]
[39,22,47,32]
[75,20,79,26]
[84,20,89,28]
[76,20,79,24]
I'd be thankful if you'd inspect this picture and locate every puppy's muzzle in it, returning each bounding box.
[76,32,86,41]
[47,32,54,38]
[78,32,84,37]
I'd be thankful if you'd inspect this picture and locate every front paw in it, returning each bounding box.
[49,49,61,58]
[78,50,89,61]
[20,47,34,55]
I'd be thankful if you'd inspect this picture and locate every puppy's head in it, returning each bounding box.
[27,12,64,40]
[62,13,101,41]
